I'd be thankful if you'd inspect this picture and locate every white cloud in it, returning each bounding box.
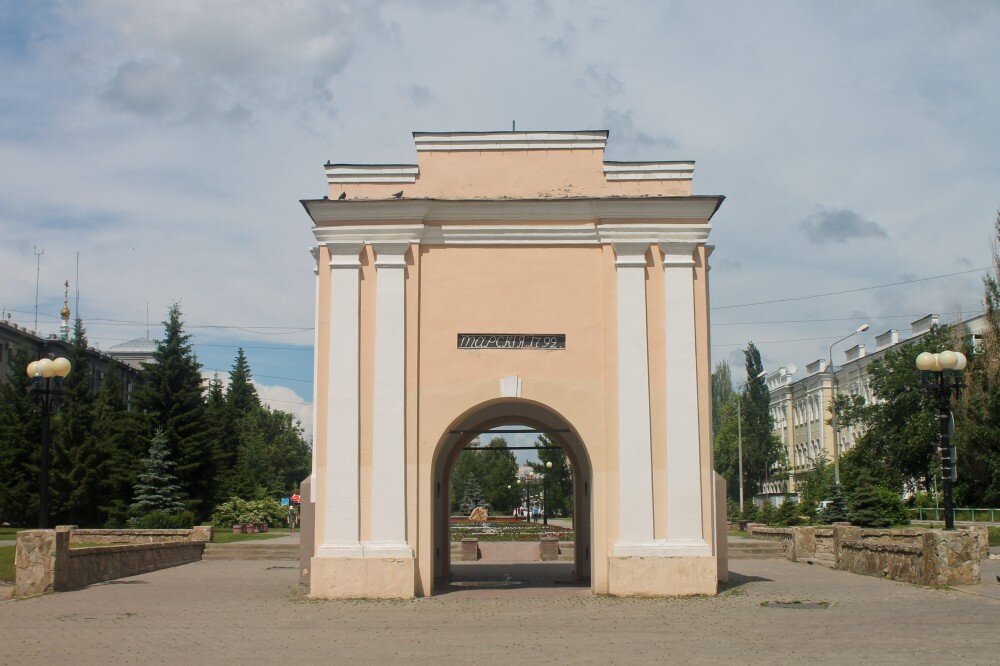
[1,0,998,393]
[201,371,313,444]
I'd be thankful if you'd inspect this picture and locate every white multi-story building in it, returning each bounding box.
[762,313,987,499]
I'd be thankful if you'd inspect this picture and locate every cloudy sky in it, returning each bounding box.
[2,1,999,445]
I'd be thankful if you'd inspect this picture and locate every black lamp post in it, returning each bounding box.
[916,350,967,531]
[26,356,72,529]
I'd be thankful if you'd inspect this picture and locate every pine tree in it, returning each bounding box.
[847,473,893,528]
[130,429,185,517]
[90,366,147,527]
[459,471,485,513]
[135,303,212,519]
[820,485,849,524]
[226,348,260,413]
[0,347,41,525]
[228,407,311,498]
[52,318,96,524]
[205,373,236,505]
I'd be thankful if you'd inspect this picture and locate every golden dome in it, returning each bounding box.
[60,302,71,319]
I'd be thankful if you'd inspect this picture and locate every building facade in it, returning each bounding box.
[764,313,987,498]
[302,129,724,598]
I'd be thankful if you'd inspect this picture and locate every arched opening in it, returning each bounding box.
[430,399,593,594]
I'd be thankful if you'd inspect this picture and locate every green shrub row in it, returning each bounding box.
[210,497,286,527]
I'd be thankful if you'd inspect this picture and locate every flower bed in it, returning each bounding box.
[449,518,573,542]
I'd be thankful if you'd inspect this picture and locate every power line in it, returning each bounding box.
[711,309,983,327]
[711,266,990,310]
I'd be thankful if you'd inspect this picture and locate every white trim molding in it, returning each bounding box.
[604,161,695,181]
[413,130,608,151]
[326,164,418,184]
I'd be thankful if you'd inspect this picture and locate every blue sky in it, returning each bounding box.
[2,1,999,443]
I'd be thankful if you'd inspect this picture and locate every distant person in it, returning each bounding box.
[287,505,297,535]
[532,506,540,523]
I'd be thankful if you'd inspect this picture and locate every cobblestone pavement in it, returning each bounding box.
[1,558,998,664]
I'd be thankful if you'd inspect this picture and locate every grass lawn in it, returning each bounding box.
[0,546,13,583]
[728,530,750,539]
[211,530,289,544]
[0,527,24,541]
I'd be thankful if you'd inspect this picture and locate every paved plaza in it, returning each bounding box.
[2,556,999,664]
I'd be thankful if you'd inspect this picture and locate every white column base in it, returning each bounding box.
[361,542,414,558]
[612,539,711,558]
[316,542,413,559]
[316,542,365,558]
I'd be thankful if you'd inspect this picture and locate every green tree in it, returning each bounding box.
[711,360,734,435]
[795,450,834,518]
[135,303,213,519]
[91,367,148,527]
[712,392,741,501]
[228,408,311,498]
[839,326,954,494]
[129,429,185,517]
[52,318,96,524]
[847,471,907,527]
[480,437,519,513]
[530,435,574,518]
[954,210,1000,505]
[0,347,41,525]
[458,470,485,513]
[226,348,260,413]
[741,342,785,498]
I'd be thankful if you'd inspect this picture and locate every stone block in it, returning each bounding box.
[460,538,479,561]
[310,555,415,599]
[607,556,717,597]
[14,530,56,598]
[540,536,559,561]
[791,527,816,562]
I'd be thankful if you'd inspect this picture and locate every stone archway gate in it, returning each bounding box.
[300,130,725,598]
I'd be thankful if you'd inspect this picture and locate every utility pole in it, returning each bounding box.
[33,246,44,332]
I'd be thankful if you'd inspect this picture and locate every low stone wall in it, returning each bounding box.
[69,526,212,545]
[15,525,209,597]
[747,523,981,586]
[450,539,574,562]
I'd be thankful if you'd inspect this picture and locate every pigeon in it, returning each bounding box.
[392,190,404,198]
[338,192,347,200]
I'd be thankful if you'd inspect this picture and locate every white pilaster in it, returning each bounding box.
[366,242,412,557]
[661,241,710,556]
[317,242,364,558]
[611,242,655,554]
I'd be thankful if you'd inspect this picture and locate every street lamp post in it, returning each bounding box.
[25,356,72,529]
[916,349,967,530]
[828,323,870,487]
[542,460,553,526]
[736,370,767,512]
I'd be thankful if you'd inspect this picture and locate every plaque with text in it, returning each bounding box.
[457,334,566,350]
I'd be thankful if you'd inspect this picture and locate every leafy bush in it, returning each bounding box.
[128,510,196,529]
[740,502,760,522]
[211,497,286,527]
[760,501,776,525]
[775,498,808,526]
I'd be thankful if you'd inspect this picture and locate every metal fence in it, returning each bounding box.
[910,507,1000,522]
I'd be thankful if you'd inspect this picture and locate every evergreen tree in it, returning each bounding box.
[52,318,96,524]
[0,347,41,525]
[226,348,260,413]
[530,435,574,517]
[741,342,785,498]
[458,470,485,513]
[205,373,237,503]
[820,484,849,524]
[847,472,894,528]
[130,429,185,516]
[135,303,213,519]
[91,366,148,527]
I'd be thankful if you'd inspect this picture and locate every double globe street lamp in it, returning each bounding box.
[915,349,967,531]
[26,356,72,528]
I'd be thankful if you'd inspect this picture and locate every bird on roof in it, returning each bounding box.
[338,192,347,200]
[392,190,403,198]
